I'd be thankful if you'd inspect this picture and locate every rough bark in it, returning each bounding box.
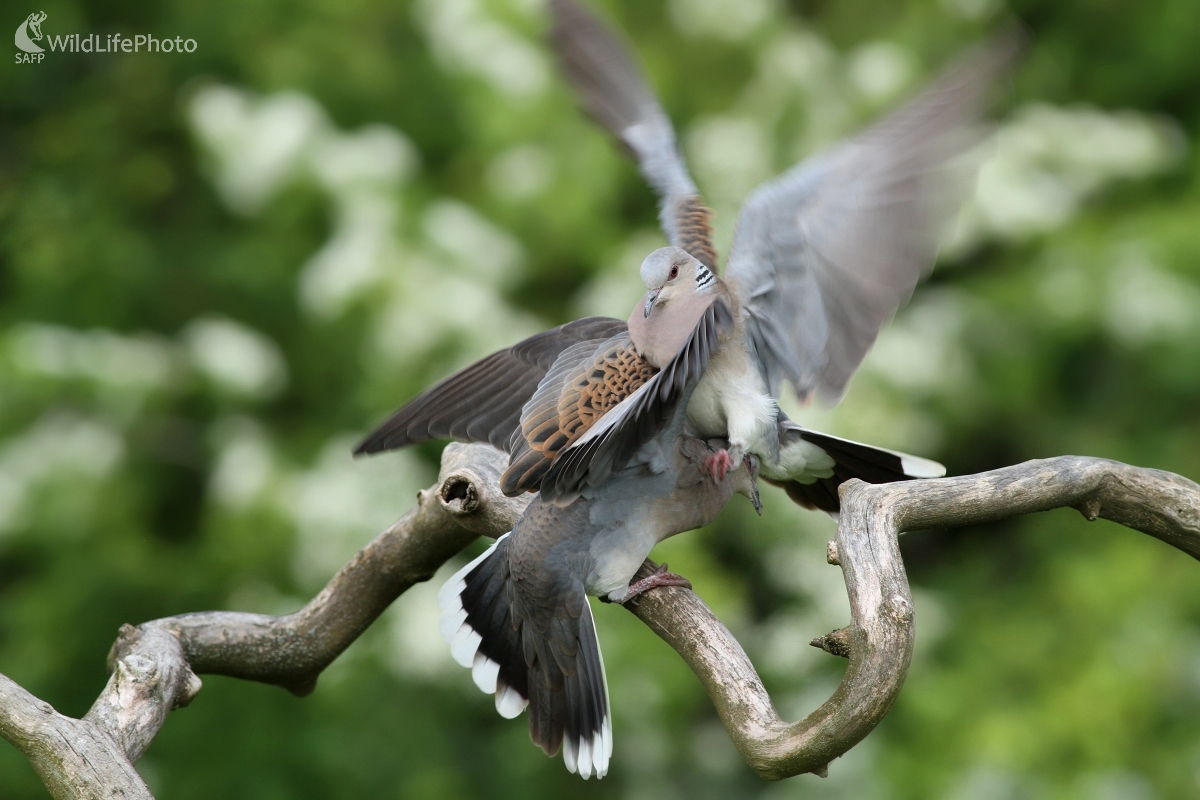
[0,443,529,800]
[1,450,1198,796]
[624,456,1200,779]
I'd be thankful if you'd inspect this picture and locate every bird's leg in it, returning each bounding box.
[605,563,692,604]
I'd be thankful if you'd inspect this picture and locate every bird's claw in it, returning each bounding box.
[702,448,735,482]
[611,563,692,604]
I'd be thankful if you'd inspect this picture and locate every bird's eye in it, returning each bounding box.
[668,265,679,280]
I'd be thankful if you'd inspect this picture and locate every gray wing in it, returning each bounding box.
[354,317,628,455]
[537,299,734,503]
[549,0,717,270]
[726,36,1019,403]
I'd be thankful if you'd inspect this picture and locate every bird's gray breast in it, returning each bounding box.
[582,466,675,596]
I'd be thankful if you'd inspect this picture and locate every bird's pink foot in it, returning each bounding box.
[616,563,692,604]
[703,448,735,482]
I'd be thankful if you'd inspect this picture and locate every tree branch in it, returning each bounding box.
[0,443,529,800]
[1,451,1198,797]
[622,456,1200,780]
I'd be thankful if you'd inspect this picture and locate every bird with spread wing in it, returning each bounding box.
[541,0,1019,507]
[354,0,1014,778]
[361,0,1014,510]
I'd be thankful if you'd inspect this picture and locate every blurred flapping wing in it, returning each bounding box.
[549,0,718,270]
[725,36,1019,403]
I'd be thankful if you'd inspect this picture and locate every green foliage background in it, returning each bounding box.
[3,0,1200,797]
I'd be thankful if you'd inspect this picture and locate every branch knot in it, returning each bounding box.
[884,595,913,626]
[809,627,853,658]
[439,473,480,515]
[1077,496,1102,521]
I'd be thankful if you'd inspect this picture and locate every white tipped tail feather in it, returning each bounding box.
[560,600,612,779]
[792,428,946,479]
[899,452,947,479]
[437,531,612,778]
[761,422,946,513]
[438,533,529,718]
[495,681,527,719]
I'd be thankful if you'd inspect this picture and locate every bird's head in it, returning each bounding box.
[639,246,715,319]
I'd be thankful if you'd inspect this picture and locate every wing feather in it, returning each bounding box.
[501,333,658,495]
[549,0,717,269]
[725,35,1019,403]
[537,299,734,503]
[354,317,627,455]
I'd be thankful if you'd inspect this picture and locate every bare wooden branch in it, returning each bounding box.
[0,673,154,800]
[622,456,1200,780]
[0,443,529,800]
[138,443,530,697]
[2,451,1198,797]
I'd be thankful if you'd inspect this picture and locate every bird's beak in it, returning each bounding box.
[643,288,661,318]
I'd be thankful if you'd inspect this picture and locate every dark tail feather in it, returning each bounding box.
[438,535,530,717]
[438,535,612,778]
[765,425,945,513]
[563,606,612,776]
